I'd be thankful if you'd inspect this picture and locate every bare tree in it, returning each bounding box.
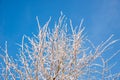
[0,13,120,80]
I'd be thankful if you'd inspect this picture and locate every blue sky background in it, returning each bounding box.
[0,0,120,74]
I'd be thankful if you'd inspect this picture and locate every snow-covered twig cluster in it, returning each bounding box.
[0,13,120,80]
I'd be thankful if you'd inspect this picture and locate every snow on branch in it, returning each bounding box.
[0,13,120,80]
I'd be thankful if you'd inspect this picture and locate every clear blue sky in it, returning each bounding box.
[0,0,120,74]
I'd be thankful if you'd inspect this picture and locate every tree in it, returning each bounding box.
[0,13,120,80]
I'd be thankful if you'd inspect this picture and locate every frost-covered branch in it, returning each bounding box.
[0,13,120,80]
